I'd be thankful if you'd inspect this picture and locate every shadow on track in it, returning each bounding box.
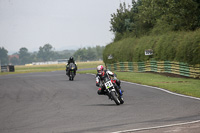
[85,104,122,106]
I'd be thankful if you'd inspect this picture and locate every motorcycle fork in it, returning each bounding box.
[109,87,118,96]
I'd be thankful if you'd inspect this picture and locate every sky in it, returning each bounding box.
[0,0,132,54]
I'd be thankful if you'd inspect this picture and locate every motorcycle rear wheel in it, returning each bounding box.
[119,97,124,104]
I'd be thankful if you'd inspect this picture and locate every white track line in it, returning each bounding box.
[112,120,200,133]
[86,73,200,133]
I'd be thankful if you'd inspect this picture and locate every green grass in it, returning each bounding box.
[77,70,200,98]
[76,61,104,69]
[0,64,65,75]
[0,61,104,75]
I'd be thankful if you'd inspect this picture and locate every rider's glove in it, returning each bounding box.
[96,83,100,87]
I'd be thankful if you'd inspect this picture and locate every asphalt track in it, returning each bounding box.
[0,71,200,133]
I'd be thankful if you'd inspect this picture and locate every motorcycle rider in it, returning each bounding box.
[66,56,77,75]
[96,65,123,98]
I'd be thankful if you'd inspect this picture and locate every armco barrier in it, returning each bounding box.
[106,61,200,78]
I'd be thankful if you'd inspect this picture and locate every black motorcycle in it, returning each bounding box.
[66,63,76,81]
[103,77,124,105]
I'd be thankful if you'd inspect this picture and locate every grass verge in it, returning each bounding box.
[0,61,103,75]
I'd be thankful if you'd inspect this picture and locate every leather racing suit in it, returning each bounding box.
[96,70,123,96]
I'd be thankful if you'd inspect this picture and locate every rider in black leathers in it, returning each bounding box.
[96,65,123,97]
[66,56,77,75]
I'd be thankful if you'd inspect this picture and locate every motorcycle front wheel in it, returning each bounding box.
[69,71,74,81]
[110,91,120,105]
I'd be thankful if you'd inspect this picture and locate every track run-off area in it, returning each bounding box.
[0,71,200,133]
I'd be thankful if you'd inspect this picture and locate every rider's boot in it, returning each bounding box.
[118,86,124,97]
[119,89,123,97]
[97,88,102,95]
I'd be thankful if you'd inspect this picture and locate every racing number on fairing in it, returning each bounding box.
[105,81,113,89]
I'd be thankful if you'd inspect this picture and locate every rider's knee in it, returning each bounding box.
[97,90,101,95]
[97,88,102,95]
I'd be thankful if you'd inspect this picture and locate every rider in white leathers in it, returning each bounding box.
[95,65,123,96]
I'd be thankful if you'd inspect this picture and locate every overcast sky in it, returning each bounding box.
[0,0,132,54]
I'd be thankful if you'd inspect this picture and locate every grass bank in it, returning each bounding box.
[77,70,200,98]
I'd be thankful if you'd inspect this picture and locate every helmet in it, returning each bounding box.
[69,56,74,61]
[97,65,104,75]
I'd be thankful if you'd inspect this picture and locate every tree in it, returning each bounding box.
[110,1,143,40]
[110,0,200,41]
[10,57,19,65]
[37,44,54,61]
[86,47,97,61]
[96,45,105,60]
[110,2,134,38]
[136,0,200,33]
[0,47,8,65]
[19,47,31,65]
[167,0,199,31]
[73,48,87,61]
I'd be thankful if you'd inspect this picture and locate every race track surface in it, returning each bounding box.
[0,71,200,133]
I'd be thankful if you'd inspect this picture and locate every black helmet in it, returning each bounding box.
[69,56,74,61]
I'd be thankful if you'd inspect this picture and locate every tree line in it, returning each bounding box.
[73,46,105,62]
[110,0,200,41]
[0,44,104,65]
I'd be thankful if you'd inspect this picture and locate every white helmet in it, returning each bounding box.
[97,65,104,75]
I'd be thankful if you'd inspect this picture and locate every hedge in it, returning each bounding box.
[103,29,200,66]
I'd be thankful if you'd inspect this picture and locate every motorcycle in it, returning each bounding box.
[66,63,76,81]
[103,77,124,105]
